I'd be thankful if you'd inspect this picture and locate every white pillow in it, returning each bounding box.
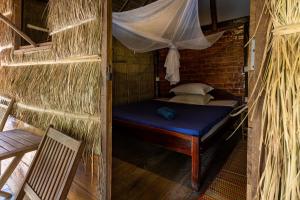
[169,94,214,105]
[169,83,214,95]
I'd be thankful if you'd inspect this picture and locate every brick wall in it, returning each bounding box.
[158,26,245,98]
[113,38,154,105]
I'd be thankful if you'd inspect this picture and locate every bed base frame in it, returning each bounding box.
[113,118,236,191]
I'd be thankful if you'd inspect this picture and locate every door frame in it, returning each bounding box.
[99,0,112,199]
[247,0,269,199]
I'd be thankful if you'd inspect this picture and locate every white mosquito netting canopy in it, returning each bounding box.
[112,0,224,85]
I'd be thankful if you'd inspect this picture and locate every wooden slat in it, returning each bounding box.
[51,149,72,200]
[4,133,33,146]
[35,140,58,195]
[0,135,25,149]
[16,127,84,200]
[47,129,81,151]
[6,130,41,144]
[56,152,76,198]
[32,139,56,193]
[0,139,17,151]
[0,147,7,155]
[39,142,61,199]
[44,145,66,200]
[28,138,52,187]
[24,184,41,200]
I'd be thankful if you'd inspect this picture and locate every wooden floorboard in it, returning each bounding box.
[112,130,240,200]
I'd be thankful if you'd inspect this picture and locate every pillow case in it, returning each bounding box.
[169,94,214,105]
[169,83,214,95]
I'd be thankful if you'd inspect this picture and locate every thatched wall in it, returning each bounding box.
[113,39,154,106]
[0,0,102,157]
[0,0,13,53]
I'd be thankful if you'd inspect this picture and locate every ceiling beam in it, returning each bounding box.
[210,0,218,31]
[202,16,249,33]
[119,0,131,12]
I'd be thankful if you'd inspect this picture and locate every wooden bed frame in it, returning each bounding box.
[113,116,238,191]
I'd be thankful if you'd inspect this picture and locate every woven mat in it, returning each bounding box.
[199,141,247,200]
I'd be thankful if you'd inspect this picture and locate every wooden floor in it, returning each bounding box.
[2,117,98,200]
[112,130,240,200]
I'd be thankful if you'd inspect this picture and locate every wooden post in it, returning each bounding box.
[99,0,112,199]
[210,0,218,31]
[247,0,269,199]
[13,0,22,49]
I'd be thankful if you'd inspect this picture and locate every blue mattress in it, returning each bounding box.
[113,100,233,137]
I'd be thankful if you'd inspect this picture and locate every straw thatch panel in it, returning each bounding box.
[113,39,154,106]
[0,0,102,157]
[0,0,13,56]
[48,0,102,58]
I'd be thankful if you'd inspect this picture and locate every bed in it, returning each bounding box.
[113,99,239,190]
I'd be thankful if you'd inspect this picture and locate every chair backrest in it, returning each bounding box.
[16,127,84,200]
[0,96,14,131]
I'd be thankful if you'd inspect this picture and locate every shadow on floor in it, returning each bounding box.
[112,128,241,200]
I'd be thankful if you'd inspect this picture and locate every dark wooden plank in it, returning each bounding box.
[13,0,22,49]
[100,0,113,198]
[191,137,200,191]
[114,126,192,156]
[113,119,193,141]
[210,0,218,31]
[247,0,269,199]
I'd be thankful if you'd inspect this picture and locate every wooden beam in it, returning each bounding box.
[13,0,22,49]
[119,0,131,12]
[210,0,218,31]
[99,0,112,199]
[0,13,37,47]
[202,16,249,33]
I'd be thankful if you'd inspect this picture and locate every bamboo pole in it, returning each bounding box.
[0,13,37,47]
[2,55,102,67]
[49,17,96,35]
[3,11,12,16]
[27,24,49,33]
[16,103,100,121]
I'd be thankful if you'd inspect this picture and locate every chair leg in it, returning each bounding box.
[191,137,200,191]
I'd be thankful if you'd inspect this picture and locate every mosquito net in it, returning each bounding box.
[113,0,224,85]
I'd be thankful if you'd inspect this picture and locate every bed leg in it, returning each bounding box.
[191,137,200,191]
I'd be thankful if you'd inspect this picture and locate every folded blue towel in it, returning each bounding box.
[156,107,176,120]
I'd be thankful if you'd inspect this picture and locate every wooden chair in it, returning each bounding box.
[0,96,14,131]
[15,127,85,200]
